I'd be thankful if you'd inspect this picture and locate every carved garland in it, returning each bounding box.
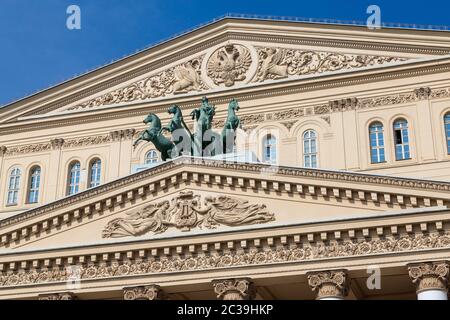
[1,231,449,287]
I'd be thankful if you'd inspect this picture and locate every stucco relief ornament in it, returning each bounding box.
[68,57,208,110]
[254,46,406,82]
[102,191,275,238]
[207,44,252,87]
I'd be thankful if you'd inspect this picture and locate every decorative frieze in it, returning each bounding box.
[1,229,450,288]
[307,270,349,300]
[109,129,136,141]
[253,47,405,82]
[123,285,165,300]
[408,261,449,294]
[38,292,76,300]
[63,135,111,148]
[4,142,52,156]
[68,56,208,111]
[212,278,256,300]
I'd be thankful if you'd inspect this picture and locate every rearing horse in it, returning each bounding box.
[133,113,175,161]
[221,98,242,153]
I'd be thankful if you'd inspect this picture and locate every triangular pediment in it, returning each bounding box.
[2,17,450,122]
[1,157,449,252]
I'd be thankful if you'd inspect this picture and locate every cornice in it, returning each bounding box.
[0,215,449,289]
[0,157,449,246]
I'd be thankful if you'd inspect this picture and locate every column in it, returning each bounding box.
[38,292,76,300]
[408,261,449,300]
[307,270,349,300]
[212,278,256,300]
[123,285,165,300]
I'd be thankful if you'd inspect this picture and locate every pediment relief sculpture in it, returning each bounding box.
[68,56,208,111]
[206,44,253,87]
[66,43,407,112]
[102,191,275,238]
[253,46,407,81]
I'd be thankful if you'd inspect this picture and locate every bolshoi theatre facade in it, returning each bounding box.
[1,17,450,300]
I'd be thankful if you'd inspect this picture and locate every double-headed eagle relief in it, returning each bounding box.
[206,44,252,87]
[133,97,242,160]
[102,191,275,238]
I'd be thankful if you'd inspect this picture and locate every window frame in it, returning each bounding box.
[67,161,81,196]
[6,167,21,206]
[369,122,386,164]
[303,129,318,168]
[27,166,41,204]
[145,150,159,164]
[393,118,411,161]
[445,112,450,155]
[88,158,102,189]
[262,134,277,164]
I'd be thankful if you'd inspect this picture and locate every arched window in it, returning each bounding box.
[88,159,101,188]
[27,166,41,204]
[369,122,385,164]
[303,130,318,168]
[393,119,411,160]
[262,134,277,164]
[445,113,450,154]
[67,161,81,195]
[7,168,21,205]
[145,150,159,164]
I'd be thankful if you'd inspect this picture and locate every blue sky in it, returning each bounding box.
[1,0,450,106]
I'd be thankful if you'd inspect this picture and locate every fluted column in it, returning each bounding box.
[123,285,165,300]
[212,278,256,300]
[307,270,349,300]
[408,261,449,300]
[38,292,76,300]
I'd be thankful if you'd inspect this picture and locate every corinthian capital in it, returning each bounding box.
[408,261,449,293]
[0,146,7,156]
[414,87,432,100]
[307,270,349,300]
[38,292,76,300]
[123,285,165,300]
[212,278,256,300]
[50,138,65,150]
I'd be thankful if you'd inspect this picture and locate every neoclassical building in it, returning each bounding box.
[0,16,450,300]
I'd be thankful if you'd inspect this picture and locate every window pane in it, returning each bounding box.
[7,168,21,205]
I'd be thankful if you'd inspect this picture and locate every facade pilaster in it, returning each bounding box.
[46,138,65,202]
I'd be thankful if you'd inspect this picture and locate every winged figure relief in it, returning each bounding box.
[257,48,288,81]
[173,60,202,93]
[207,44,252,87]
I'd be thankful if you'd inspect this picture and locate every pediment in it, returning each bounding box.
[1,157,449,252]
[56,42,409,114]
[4,17,449,122]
